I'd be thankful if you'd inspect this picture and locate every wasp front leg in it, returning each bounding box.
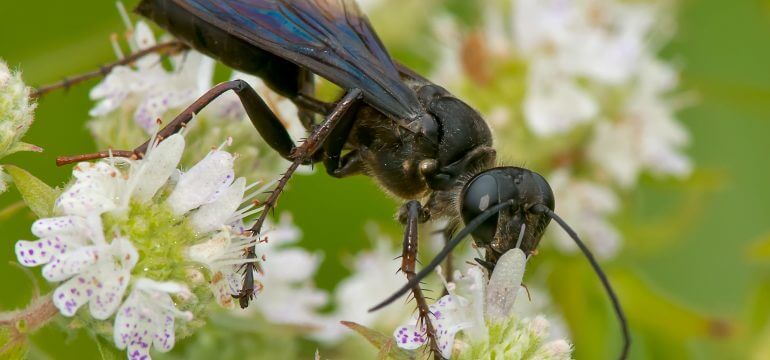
[32,41,189,99]
[399,200,442,360]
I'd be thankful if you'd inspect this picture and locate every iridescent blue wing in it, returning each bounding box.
[174,0,422,121]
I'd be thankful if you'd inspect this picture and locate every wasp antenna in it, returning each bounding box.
[369,200,514,312]
[56,149,136,166]
[531,204,630,360]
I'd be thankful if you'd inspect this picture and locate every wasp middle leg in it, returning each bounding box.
[399,200,442,360]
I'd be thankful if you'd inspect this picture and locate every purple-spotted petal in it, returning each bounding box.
[166,150,235,215]
[153,314,176,352]
[31,216,89,238]
[114,302,154,360]
[15,236,76,266]
[53,274,94,316]
[393,324,427,350]
[42,245,100,281]
[114,279,192,359]
[56,162,123,216]
[89,269,131,320]
[47,238,137,319]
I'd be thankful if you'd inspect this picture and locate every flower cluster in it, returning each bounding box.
[314,230,415,342]
[87,20,308,183]
[393,244,572,359]
[15,134,271,359]
[428,0,692,258]
[0,59,40,193]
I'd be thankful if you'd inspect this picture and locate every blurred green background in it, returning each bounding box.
[0,0,769,359]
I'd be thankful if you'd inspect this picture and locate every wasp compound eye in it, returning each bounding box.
[460,169,518,244]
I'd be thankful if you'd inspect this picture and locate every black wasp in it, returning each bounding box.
[41,0,629,358]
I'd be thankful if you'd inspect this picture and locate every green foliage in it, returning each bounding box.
[3,165,59,218]
[341,322,415,360]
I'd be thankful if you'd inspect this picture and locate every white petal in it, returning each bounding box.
[133,88,195,132]
[134,278,189,294]
[42,246,100,281]
[114,279,191,359]
[485,248,528,321]
[153,313,177,352]
[190,177,246,233]
[524,66,597,136]
[89,269,131,320]
[31,216,89,237]
[57,162,123,216]
[430,296,471,359]
[114,296,155,359]
[209,268,237,309]
[187,230,231,265]
[133,21,160,66]
[166,150,235,215]
[133,134,185,202]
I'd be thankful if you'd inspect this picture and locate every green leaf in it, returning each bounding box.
[3,141,42,156]
[341,321,415,360]
[4,165,59,218]
[612,270,731,340]
[94,336,122,360]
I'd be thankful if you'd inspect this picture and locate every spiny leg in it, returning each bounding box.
[31,41,189,99]
[57,79,298,166]
[399,200,442,360]
[237,89,363,307]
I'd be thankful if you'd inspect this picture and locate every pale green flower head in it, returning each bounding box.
[0,59,41,193]
[457,315,572,360]
[0,60,38,156]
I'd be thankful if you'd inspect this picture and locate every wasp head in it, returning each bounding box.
[459,167,554,265]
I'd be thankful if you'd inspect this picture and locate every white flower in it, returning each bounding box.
[17,221,137,318]
[249,214,329,327]
[187,227,259,309]
[395,292,471,358]
[15,131,266,357]
[588,58,691,187]
[90,21,213,132]
[512,0,662,136]
[50,238,138,319]
[548,169,621,259]
[315,233,411,343]
[114,278,193,360]
[393,240,571,359]
[514,0,654,84]
[523,61,598,136]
